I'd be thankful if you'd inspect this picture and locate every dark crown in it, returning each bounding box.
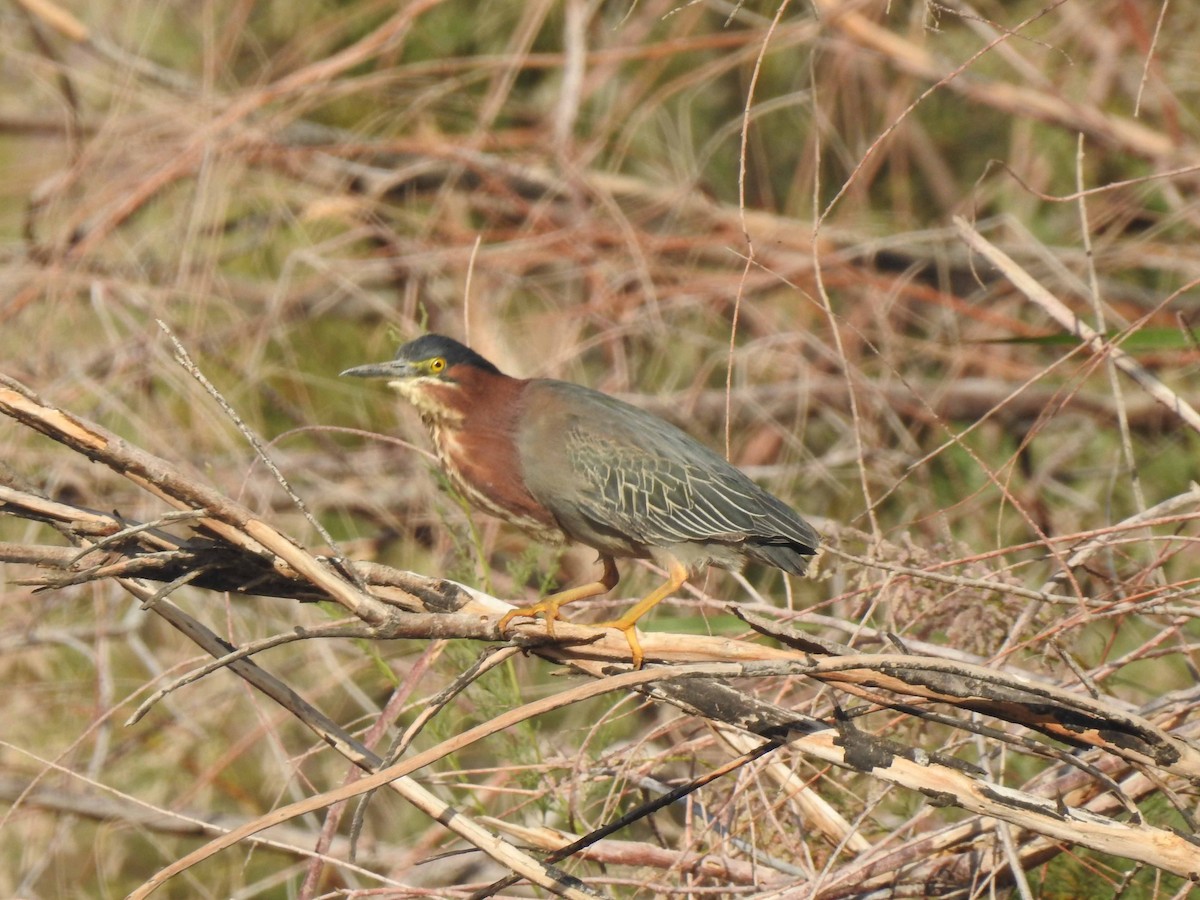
[396,334,502,375]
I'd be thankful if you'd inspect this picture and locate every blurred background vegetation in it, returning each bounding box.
[1,0,1198,896]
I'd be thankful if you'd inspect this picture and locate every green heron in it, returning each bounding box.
[343,334,819,666]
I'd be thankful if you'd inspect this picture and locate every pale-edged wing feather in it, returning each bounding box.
[541,383,818,567]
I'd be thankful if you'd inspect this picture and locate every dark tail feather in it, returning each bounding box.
[744,540,816,576]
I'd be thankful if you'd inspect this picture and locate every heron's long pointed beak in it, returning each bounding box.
[340,360,418,379]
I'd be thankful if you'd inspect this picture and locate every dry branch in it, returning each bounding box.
[955,217,1200,435]
[812,0,1180,162]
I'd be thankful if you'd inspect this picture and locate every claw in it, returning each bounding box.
[597,618,644,669]
[498,600,562,637]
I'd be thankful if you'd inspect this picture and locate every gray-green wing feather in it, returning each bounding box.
[527,382,818,569]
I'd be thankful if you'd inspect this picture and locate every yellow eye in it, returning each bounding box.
[429,357,446,373]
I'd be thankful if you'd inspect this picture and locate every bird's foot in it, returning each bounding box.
[498,599,562,638]
[498,567,620,644]
[590,560,689,668]
[592,614,645,669]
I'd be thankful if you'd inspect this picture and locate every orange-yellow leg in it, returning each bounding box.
[498,555,620,638]
[595,558,689,668]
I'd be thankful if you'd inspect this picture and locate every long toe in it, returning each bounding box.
[498,600,560,638]
[620,624,645,669]
[497,606,532,636]
[592,618,644,668]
